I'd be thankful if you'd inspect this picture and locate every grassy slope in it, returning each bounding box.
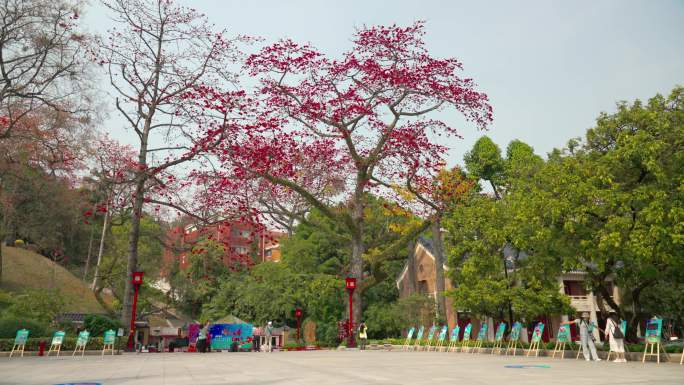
[0,246,106,314]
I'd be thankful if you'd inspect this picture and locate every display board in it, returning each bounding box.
[415,326,425,341]
[52,331,65,346]
[556,325,571,343]
[104,330,116,345]
[438,326,447,342]
[645,318,662,344]
[406,327,415,340]
[14,329,29,345]
[476,324,488,341]
[462,323,472,342]
[509,322,522,341]
[450,326,460,342]
[76,330,90,346]
[495,323,506,342]
[531,323,545,343]
[209,324,254,350]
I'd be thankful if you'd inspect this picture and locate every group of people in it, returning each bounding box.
[562,311,627,362]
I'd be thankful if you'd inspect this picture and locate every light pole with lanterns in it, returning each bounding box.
[345,277,357,348]
[127,271,144,350]
[295,308,303,342]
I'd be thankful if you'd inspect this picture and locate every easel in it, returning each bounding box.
[447,327,460,352]
[526,338,542,357]
[411,326,424,351]
[642,340,667,364]
[73,331,90,357]
[505,339,521,356]
[73,341,87,356]
[491,338,503,355]
[679,350,683,365]
[642,318,665,364]
[526,323,545,357]
[551,339,575,359]
[47,341,62,357]
[435,327,447,352]
[9,329,28,358]
[47,331,65,357]
[460,324,472,353]
[472,325,487,354]
[401,328,415,351]
[9,342,25,357]
[422,326,436,352]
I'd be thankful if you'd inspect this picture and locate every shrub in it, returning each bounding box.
[0,317,48,339]
[84,314,120,337]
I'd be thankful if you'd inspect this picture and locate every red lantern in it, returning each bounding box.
[345,277,356,291]
[127,271,144,350]
[132,271,144,285]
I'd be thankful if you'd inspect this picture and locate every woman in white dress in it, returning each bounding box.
[605,312,626,362]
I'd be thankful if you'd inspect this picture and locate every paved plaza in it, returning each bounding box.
[1,350,682,385]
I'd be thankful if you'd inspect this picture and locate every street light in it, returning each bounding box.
[345,277,357,348]
[127,271,144,351]
[294,308,303,342]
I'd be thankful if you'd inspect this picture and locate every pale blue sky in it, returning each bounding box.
[85,0,684,165]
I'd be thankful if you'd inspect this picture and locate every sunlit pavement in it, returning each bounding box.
[1,350,682,385]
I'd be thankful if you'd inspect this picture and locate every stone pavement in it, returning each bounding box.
[0,350,682,385]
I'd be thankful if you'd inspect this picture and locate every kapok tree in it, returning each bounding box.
[97,0,249,328]
[200,22,492,323]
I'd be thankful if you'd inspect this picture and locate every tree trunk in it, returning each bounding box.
[121,143,148,329]
[82,210,97,281]
[91,208,110,291]
[431,220,447,324]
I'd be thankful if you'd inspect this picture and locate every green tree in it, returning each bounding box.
[520,87,684,338]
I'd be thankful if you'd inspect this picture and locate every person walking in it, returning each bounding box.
[605,312,627,362]
[197,322,209,353]
[562,312,601,361]
[264,321,274,352]
[358,322,368,351]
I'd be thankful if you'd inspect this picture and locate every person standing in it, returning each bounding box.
[605,312,627,362]
[197,322,209,353]
[358,322,368,350]
[562,312,601,361]
[264,321,274,352]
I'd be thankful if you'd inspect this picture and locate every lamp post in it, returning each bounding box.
[345,277,357,348]
[294,308,303,342]
[127,271,144,351]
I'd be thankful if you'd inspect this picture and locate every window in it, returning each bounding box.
[418,280,428,294]
[563,281,587,296]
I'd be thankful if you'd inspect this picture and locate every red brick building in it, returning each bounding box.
[163,221,286,273]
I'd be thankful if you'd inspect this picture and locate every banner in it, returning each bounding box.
[415,326,425,341]
[406,327,415,339]
[509,322,522,341]
[495,323,506,342]
[645,318,662,344]
[531,323,545,343]
[14,329,29,346]
[51,331,65,346]
[438,326,447,342]
[450,326,460,342]
[476,323,488,341]
[556,325,571,343]
[76,331,90,347]
[462,323,472,342]
[104,330,116,345]
[209,324,253,350]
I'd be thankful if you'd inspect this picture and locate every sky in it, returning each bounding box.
[84,0,684,166]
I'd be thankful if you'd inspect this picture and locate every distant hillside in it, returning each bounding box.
[1,246,107,314]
